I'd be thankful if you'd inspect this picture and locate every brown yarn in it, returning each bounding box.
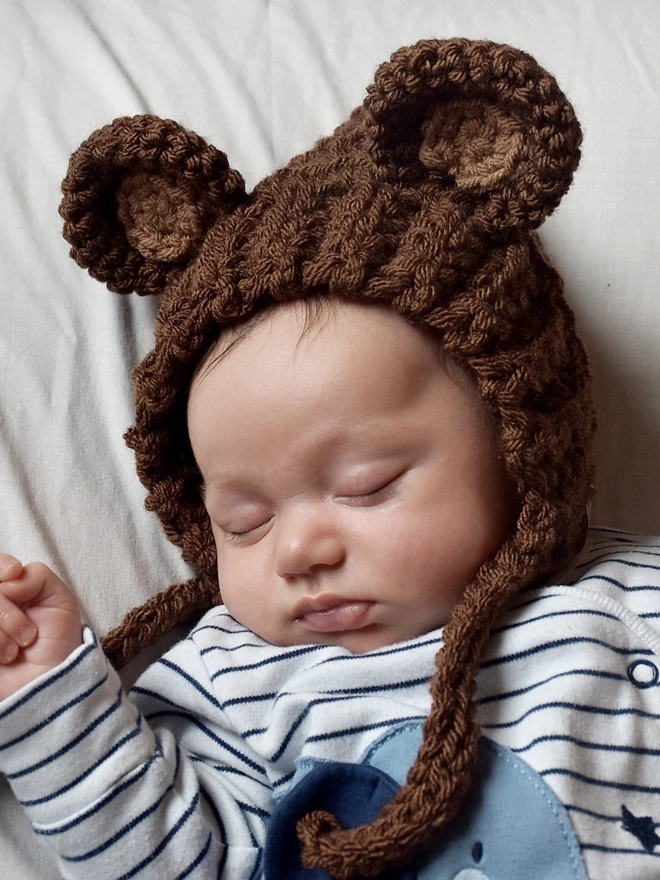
[101,576,218,669]
[60,114,248,296]
[420,100,525,192]
[61,38,596,878]
[117,171,209,262]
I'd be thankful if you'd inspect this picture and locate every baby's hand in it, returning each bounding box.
[0,554,83,701]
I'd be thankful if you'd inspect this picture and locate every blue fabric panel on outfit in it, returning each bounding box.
[364,724,589,879]
[416,736,589,880]
[265,723,589,879]
[264,760,416,879]
[360,720,424,785]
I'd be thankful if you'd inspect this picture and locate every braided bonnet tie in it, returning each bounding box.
[296,543,540,878]
[101,576,219,670]
[61,38,593,879]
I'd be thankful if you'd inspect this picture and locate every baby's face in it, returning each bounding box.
[188,300,515,653]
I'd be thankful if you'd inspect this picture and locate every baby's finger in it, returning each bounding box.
[0,632,19,664]
[0,591,37,651]
[0,561,54,606]
[0,554,23,581]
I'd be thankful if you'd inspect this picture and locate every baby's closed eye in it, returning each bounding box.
[335,471,405,506]
[221,517,274,545]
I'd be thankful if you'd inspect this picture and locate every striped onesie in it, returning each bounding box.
[1,528,660,879]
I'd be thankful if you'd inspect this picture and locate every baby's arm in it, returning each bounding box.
[0,579,268,878]
[0,554,82,700]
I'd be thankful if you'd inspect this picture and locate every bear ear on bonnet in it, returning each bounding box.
[363,38,581,234]
[59,115,248,297]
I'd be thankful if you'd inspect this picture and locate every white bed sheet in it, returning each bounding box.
[1,1,659,877]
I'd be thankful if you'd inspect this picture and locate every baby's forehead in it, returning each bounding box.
[188,295,481,440]
[200,295,450,377]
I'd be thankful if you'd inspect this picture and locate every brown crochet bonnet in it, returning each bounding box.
[60,38,595,878]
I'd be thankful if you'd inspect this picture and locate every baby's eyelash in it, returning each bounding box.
[343,474,402,504]
[222,519,273,545]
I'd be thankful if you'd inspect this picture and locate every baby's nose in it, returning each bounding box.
[274,510,345,578]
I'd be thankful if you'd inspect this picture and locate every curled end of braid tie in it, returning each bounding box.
[296,801,435,879]
[295,772,474,879]
[297,812,370,880]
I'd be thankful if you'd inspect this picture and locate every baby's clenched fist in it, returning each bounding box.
[0,554,83,700]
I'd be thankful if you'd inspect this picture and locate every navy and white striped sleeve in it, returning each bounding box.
[0,626,270,879]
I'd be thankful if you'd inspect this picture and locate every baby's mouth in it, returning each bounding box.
[294,596,374,632]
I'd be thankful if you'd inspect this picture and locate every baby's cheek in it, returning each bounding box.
[216,561,269,633]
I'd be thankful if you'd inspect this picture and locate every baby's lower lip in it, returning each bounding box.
[297,601,373,632]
